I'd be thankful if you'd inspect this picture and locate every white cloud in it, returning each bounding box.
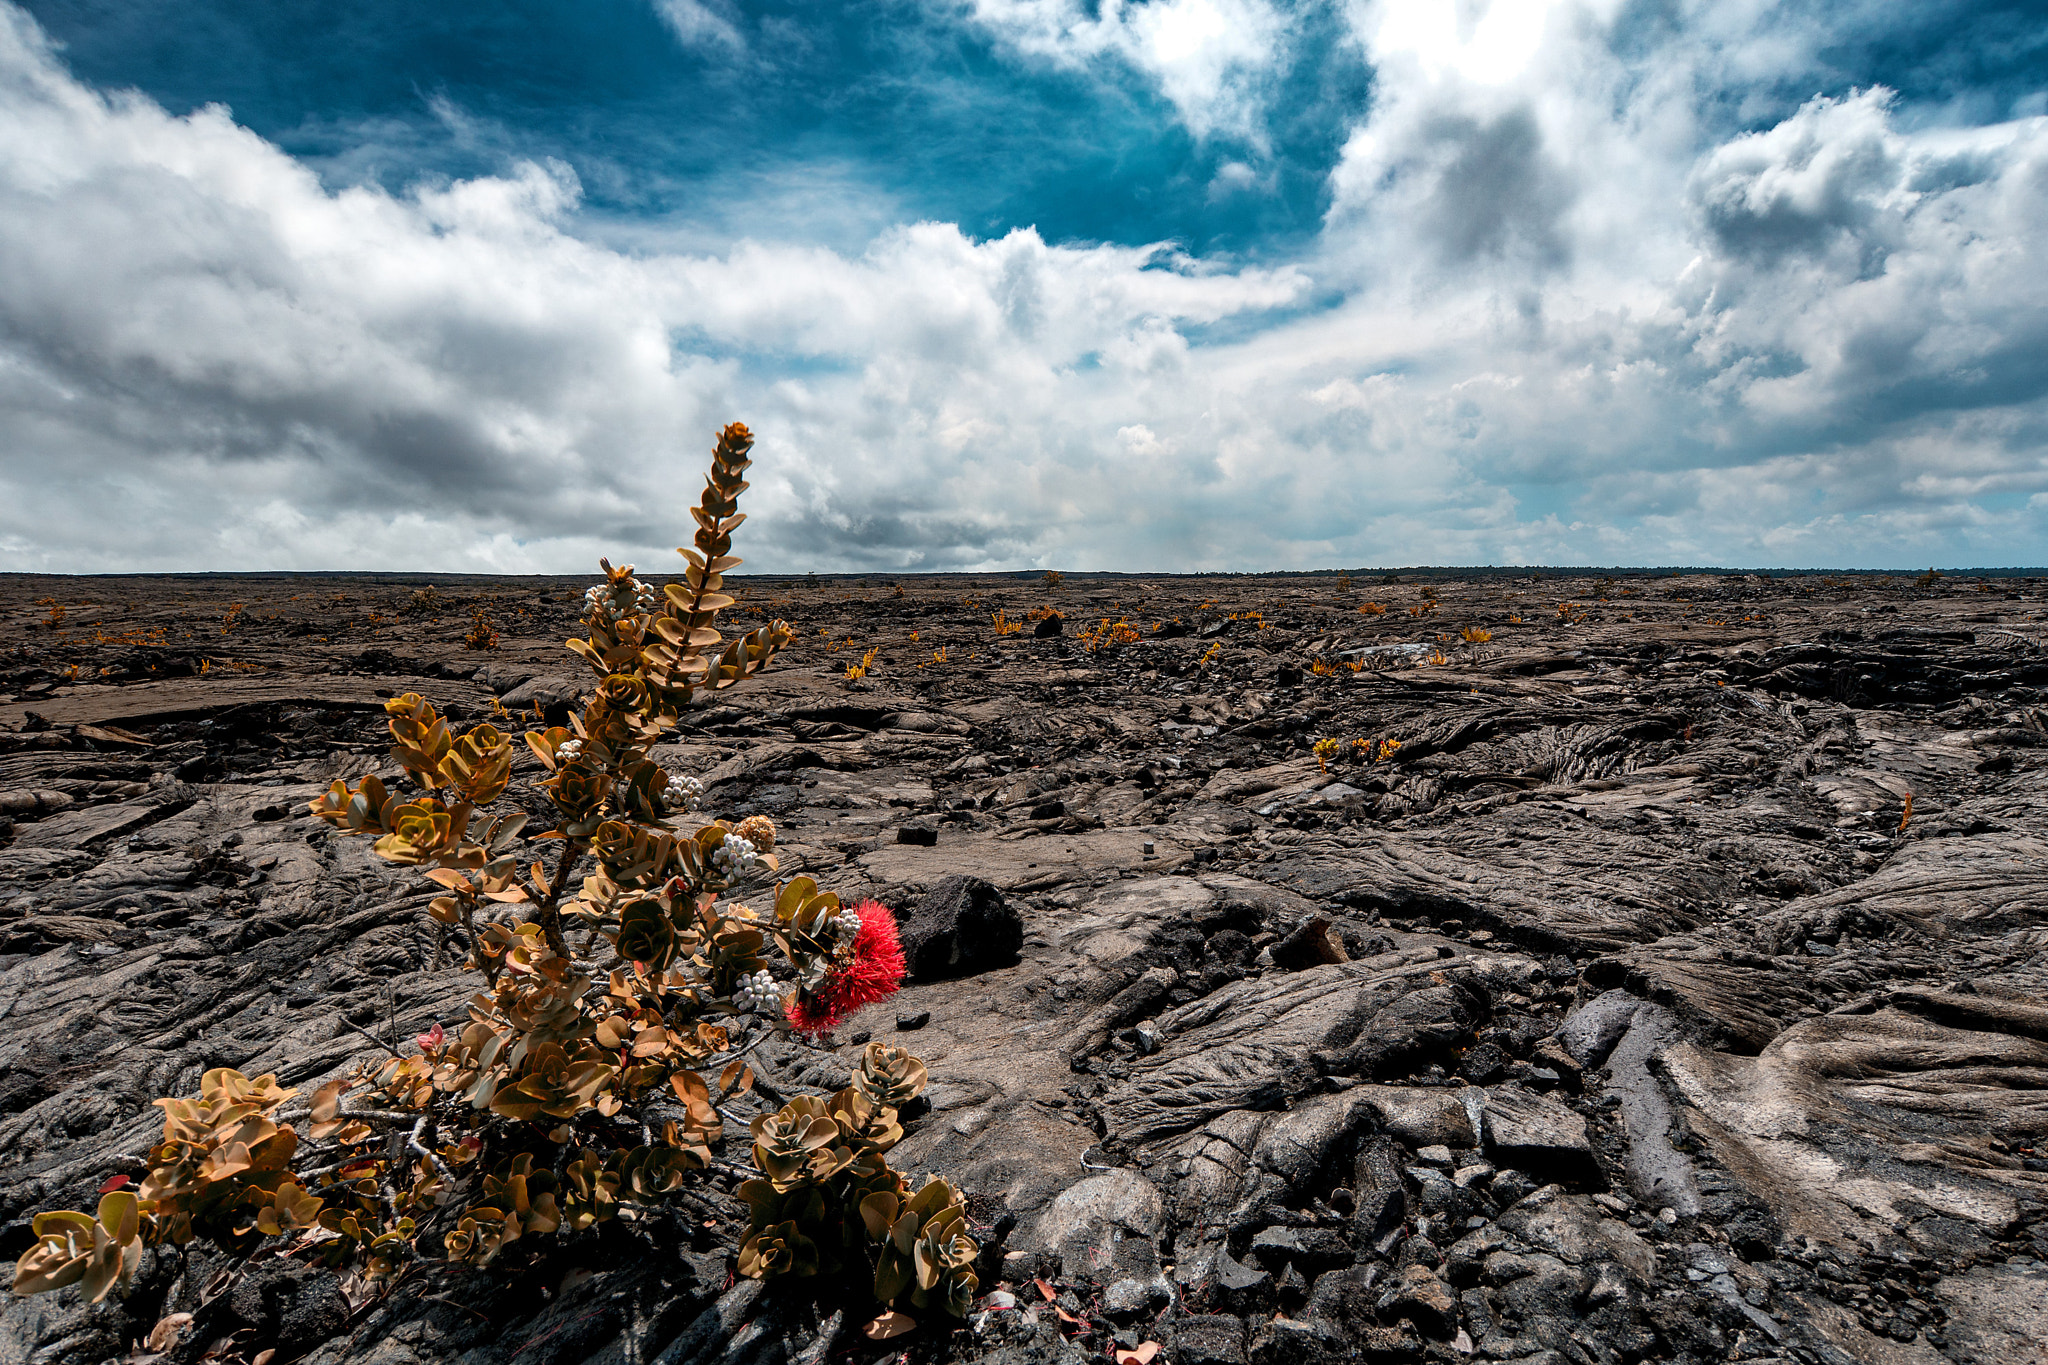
[1364,0,1582,87]
[0,1,2045,575]
[653,0,745,52]
[955,0,1290,142]
[0,5,1311,573]
[1295,0,2048,563]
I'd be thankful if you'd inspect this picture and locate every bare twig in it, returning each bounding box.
[406,1116,454,1184]
[338,1019,404,1059]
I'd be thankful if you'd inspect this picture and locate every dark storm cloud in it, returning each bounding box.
[1417,106,1576,267]
[1691,96,1901,273]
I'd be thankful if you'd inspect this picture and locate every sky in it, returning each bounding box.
[0,1,2045,574]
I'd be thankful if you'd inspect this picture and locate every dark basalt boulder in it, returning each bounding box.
[897,874,1024,980]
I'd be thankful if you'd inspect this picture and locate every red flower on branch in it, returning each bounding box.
[786,900,906,1036]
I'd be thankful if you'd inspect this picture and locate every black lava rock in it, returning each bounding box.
[896,874,1024,981]
[1169,1313,1246,1365]
[1460,1042,1510,1085]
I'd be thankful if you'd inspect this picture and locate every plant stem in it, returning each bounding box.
[536,839,585,957]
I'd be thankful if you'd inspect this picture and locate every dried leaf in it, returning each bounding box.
[863,1310,917,1340]
[1113,1346,1161,1365]
[146,1312,193,1352]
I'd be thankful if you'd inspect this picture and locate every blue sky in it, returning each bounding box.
[2,0,2046,571]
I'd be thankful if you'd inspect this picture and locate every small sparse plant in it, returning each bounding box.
[1461,627,1492,644]
[1042,570,1064,589]
[36,597,64,628]
[406,586,442,616]
[845,646,880,682]
[1358,601,1387,616]
[1312,737,1340,772]
[990,610,1023,635]
[1077,618,1141,654]
[463,609,500,652]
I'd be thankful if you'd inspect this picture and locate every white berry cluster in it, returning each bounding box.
[663,773,704,813]
[712,834,761,876]
[732,968,782,1014]
[827,907,862,944]
[554,738,584,765]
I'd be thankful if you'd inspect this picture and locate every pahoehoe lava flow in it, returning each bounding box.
[2,567,2046,1364]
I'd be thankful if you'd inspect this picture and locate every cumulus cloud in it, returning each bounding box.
[954,0,1291,142]
[0,0,2045,574]
[1294,0,2048,564]
[0,5,1308,572]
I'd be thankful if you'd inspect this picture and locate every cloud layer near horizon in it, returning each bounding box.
[2,0,2046,573]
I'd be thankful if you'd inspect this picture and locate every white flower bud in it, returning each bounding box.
[712,834,760,876]
[733,968,782,1014]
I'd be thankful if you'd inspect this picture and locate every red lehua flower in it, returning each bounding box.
[786,899,906,1036]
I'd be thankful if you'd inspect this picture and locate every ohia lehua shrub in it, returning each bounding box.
[12,423,975,1332]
